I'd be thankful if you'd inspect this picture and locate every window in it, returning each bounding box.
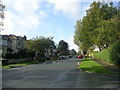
[18,42,20,45]
[2,40,7,46]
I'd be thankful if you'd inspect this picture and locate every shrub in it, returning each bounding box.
[93,49,111,63]
[93,41,120,66]
[17,49,27,58]
[109,40,120,65]
[11,53,19,59]
[49,57,58,60]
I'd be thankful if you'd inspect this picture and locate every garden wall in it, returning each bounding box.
[8,58,33,64]
[2,58,33,66]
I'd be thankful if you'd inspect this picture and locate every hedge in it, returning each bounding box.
[93,41,120,66]
[93,49,111,63]
[109,41,120,65]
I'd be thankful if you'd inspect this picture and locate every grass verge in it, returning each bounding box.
[79,58,113,74]
[2,60,43,68]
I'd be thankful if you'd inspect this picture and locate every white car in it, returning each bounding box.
[59,56,66,60]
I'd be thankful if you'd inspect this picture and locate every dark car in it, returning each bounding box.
[69,56,72,58]
[78,55,83,59]
[75,55,78,58]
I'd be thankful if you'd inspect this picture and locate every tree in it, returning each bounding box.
[86,1,118,49]
[25,36,56,59]
[70,49,76,56]
[74,20,82,47]
[45,37,56,57]
[57,40,69,55]
[92,18,119,50]
[74,19,92,54]
[0,1,5,31]
[74,1,119,52]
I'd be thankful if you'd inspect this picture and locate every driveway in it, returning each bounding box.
[2,58,119,88]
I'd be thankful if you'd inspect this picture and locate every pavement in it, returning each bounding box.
[2,58,119,88]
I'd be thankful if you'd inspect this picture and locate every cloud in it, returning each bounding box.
[48,0,91,19]
[1,0,46,36]
[48,0,80,19]
[48,0,119,19]
[1,0,91,36]
[48,0,119,2]
[2,0,119,36]
[67,34,79,52]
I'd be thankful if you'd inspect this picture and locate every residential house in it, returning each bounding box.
[0,34,27,54]
[8,34,27,53]
[0,35,12,53]
[17,35,26,51]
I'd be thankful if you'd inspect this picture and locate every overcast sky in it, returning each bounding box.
[1,0,119,51]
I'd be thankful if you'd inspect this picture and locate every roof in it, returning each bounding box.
[0,34,27,41]
[8,34,17,40]
[1,35,11,41]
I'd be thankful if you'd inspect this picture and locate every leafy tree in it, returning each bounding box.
[25,36,56,59]
[0,2,5,31]
[74,19,92,54]
[87,1,118,49]
[57,40,69,55]
[92,18,119,50]
[74,20,82,47]
[70,49,76,56]
[74,1,119,53]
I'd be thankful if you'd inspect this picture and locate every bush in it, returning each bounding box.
[2,59,9,66]
[109,40,120,65]
[2,52,13,59]
[49,57,58,60]
[2,49,35,59]
[11,53,19,59]
[17,50,27,58]
[93,41,120,66]
[93,49,111,63]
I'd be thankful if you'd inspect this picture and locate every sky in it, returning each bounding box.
[1,0,119,52]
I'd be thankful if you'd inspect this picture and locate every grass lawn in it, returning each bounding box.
[79,58,113,74]
[2,65,15,68]
[2,60,43,68]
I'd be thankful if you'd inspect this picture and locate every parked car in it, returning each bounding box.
[59,56,66,60]
[75,55,78,58]
[69,55,72,58]
[78,55,83,59]
[66,56,70,59]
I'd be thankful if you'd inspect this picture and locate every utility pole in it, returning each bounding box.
[0,0,5,32]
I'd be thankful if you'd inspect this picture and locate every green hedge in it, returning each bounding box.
[93,41,120,65]
[93,49,111,63]
[109,41,120,65]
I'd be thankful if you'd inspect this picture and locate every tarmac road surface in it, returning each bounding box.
[2,58,119,88]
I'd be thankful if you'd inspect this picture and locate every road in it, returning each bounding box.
[2,58,119,88]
